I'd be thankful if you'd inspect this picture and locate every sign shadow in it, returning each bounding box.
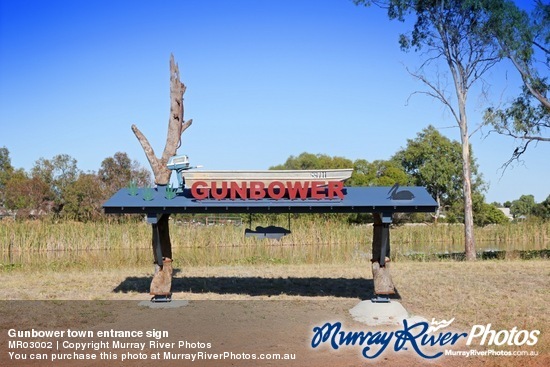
[113,272,401,300]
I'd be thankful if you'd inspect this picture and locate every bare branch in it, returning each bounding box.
[406,66,460,124]
[469,123,484,138]
[131,124,162,176]
[498,139,532,175]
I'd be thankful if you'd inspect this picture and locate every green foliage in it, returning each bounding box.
[510,194,537,218]
[480,0,549,161]
[475,203,510,226]
[349,159,409,187]
[270,152,353,170]
[0,146,14,188]
[31,154,80,209]
[0,150,153,222]
[61,174,105,222]
[392,125,485,209]
[3,170,51,212]
[533,195,550,219]
[99,152,152,197]
[270,152,408,188]
[484,85,549,165]
[0,146,14,206]
[355,0,499,54]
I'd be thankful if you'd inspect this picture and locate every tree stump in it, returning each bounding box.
[372,259,395,295]
[150,258,173,296]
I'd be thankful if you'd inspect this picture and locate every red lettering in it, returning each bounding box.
[211,181,228,200]
[230,182,247,200]
[267,181,286,200]
[328,181,344,199]
[249,181,265,199]
[310,181,325,199]
[191,181,209,199]
[287,181,309,200]
[191,180,345,200]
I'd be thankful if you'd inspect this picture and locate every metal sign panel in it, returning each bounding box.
[103,186,438,215]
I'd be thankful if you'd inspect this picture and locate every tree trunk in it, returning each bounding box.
[449,52,476,260]
[132,54,193,185]
[458,100,476,261]
[434,194,441,224]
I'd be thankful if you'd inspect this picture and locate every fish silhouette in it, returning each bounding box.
[388,183,415,200]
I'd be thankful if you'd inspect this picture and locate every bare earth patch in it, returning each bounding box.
[1,260,548,366]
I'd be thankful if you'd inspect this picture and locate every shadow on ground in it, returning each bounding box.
[113,271,401,300]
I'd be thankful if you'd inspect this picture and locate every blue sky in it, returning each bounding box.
[1,0,548,204]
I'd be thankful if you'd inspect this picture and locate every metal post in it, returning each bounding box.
[151,223,163,268]
[374,212,392,266]
[158,214,172,260]
[148,214,164,268]
[379,223,390,267]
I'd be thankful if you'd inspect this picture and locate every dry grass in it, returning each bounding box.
[1,220,549,271]
[2,261,548,332]
[1,260,548,365]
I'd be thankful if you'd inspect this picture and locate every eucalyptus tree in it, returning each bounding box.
[393,125,485,222]
[355,0,502,260]
[483,0,549,166]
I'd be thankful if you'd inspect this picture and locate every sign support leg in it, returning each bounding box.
[148,214,173,302]
[371,213,395,301]
[152,222,163,267]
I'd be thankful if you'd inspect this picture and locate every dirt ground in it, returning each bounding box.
[0,262,548,367]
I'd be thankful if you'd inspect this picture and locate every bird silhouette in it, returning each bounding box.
[388,183,415,200]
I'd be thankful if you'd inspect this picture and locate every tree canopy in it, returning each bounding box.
[392,125,485,212]
[482,0,550,166]
[0,149,151,220]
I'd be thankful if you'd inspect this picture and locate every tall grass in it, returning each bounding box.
[1,219,548,270]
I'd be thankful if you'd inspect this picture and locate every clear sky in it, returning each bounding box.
[1,0,548,204]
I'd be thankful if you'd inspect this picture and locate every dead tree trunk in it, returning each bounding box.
[131,54,193,298]
[131,54,192,185]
